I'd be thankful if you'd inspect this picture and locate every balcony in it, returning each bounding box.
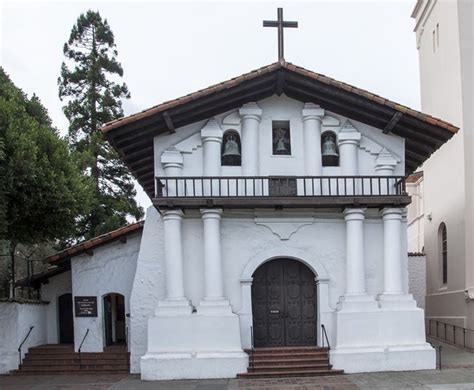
[153,176,410,210]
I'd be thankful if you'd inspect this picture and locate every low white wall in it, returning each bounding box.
[0,301,47,374]
[408,254,426,309]
[71,231,141,352]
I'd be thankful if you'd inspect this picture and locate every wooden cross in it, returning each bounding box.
[263,8,298,61]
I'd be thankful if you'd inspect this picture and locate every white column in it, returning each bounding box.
[161,150,184,197]
[199,209,231,314]
[338,122,361,173]
[302,103,325,176]
[201,118,223,176]
[339,208,377,311]
[375,148,397,195]
[156,209,191,315]
[239,103,262,176]
[381,208,403,294]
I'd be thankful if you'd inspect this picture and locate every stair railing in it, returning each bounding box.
[250,325,256,370]
[321,324,331,370]
[78,328,90,369]
[18,326,34,369]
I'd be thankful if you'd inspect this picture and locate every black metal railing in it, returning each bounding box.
[155,175,406,199]
[321,324,330,350]
[250,325,255,369]
[78,328,90,368]
[427,319,474,350]
[18,326,34,368]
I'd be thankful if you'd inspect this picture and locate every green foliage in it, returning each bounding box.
[58,10,143,239]
[0,67,92,245]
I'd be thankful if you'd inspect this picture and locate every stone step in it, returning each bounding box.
[249,363,332,372]
[14,370,129,375]
[22,359,128,366]
[251,357,329,366]
[249,351,329,359]
[237,369,344,378]
[245,346,327,353]
[20,364,129,372]
[25,352,128,359]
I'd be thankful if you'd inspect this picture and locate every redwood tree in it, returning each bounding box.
[58,10,143,239]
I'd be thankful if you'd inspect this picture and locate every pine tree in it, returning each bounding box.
[58,10,143,239]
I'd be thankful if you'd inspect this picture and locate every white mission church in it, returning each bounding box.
[0,11,459,380]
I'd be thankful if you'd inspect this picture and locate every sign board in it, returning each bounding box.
[74,296,97,317]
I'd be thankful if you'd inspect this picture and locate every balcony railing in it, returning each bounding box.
[155,175,406,199]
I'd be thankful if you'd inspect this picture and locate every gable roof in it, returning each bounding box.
[102,60,458,198]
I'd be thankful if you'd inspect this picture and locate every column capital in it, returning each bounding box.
[161,150,183,170]
[162,209,184,221]
[381,207,403,220]
[338,121,361,145]
[240,277,253,286]
[343,208,366,221]
[200,208,223,219]
[201,118,223,144]
[375,147,397,173]
[239,102,262,121]
[302,103,325,121]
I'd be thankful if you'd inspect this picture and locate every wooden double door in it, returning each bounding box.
[252,258,317,347]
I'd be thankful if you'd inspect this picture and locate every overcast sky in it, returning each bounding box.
[0,0,420,210]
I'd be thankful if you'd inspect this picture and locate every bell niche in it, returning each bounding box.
[272,120,291,155]
[221,130,241,166]
[321,131,339,166]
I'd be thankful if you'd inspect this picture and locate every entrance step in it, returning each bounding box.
[13,344,129,375]
[238,346,343,379]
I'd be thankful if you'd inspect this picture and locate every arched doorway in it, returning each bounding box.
[252,258,317,347]
[103,293,126,346]
[58,293,74,344]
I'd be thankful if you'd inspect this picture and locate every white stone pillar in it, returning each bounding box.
[338,122,361,195]
[239,103,262,176]
[339,208,377,311]
[302,103,325,176]
[381,208,403,295]
[239,278,253,349]
[201,118,223,176]
[375,148,397,195]
[199,209,231,314]
[156,210,191,315]
[161,150,184,197]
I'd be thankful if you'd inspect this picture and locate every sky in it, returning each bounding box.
[0,0,420,210]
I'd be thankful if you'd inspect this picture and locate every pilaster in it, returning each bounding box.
[302,103,325,176]
[201,118,223,176]
[239,102,262,176]
[338,121,361,176]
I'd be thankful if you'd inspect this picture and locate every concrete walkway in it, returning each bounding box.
[2,342,474,390]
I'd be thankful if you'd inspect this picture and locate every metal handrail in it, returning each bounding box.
[427,319,473,350]
[250,325,255,369]
[321,324,330,350]
[78,328,90,368]
[155,175,406,198]
[18,326,34,368]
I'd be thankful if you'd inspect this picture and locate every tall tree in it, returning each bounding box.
[0,67,92,296]
[58,10,143,239]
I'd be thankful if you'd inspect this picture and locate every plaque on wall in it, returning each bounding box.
[74,296,97,317]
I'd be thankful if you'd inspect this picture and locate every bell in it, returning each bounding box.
[322,135,338,157]
[222,136,240,157]
[276,138,288,153]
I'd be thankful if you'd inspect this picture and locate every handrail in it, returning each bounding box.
[78,328,90,368]
[321,324,330,350]
[155,175,406,199]
[250,325,254,369]
[18,326,34,368]
[427,318,474,350]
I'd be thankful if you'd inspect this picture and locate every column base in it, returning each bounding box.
[330,344,435,373]
[337,294,378,312]
[142,310,246,379]
[155,298,192,316]
[377,293,417,309]
[198,298,233,315]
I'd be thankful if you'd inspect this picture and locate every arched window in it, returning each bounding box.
[221,130,241,166]
[321,131,339,166]
[439,223,448,285]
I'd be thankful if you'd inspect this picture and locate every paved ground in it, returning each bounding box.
[2,340,474,390]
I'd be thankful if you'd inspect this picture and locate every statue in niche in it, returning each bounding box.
[273,126,291,155]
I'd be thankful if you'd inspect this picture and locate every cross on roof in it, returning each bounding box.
[263,8,298,62]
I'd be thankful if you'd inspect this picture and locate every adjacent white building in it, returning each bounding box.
[411,0,474,329]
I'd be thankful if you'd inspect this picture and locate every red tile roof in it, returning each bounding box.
[47,221,144,265]
[406,171,424,184]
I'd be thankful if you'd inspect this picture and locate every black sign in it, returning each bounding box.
[74,296,97,317]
